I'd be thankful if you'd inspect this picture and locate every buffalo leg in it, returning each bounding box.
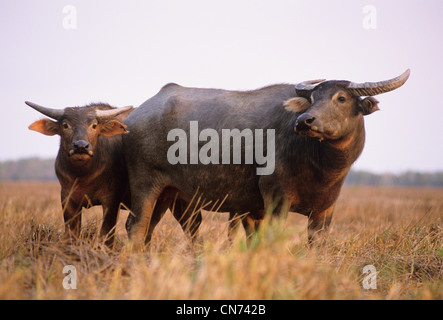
[147,196,203,245]
[260,192,291,226]
[172,199,202,243]
[101,203,120,248]
[227,213,259,244]
[242,215,260,245]
[61,193,82,240]
[144,197,173,246]
[307,205,335,244]
[128,190,160,252]
[259,177,291,221]
[228,212,265,244]
[264,194,290,220]
[126,196,203,247]
[228,213,241,243]
[242,192,290,243]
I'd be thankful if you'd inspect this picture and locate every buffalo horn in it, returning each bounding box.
[347,69,410,96]
[25,101,64,120]
[95,106,134,121]
[295,79,326,97]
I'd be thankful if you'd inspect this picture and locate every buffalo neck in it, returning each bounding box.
[279,116,366,186]
[314,119,366,185]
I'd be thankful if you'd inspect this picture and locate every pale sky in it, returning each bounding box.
[1,0,442,173]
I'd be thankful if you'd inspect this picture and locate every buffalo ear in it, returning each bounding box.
[29,118,60,136]
[99,120,129,137]
[359,97,380,115]
[284,97,311,113]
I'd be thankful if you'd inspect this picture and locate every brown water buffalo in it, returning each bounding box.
[27,102,133,246]
[123,69,410,250]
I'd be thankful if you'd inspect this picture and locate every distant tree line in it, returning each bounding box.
[0,158,56,181]
[345,170,443,187]
[0,158,442,187]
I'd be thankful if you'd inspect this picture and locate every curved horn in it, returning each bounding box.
[295,79,326,97]
[96,106,134,121]
[347,69,410,96]
[25,101,64,120]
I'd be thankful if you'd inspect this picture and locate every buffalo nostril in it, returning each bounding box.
[295,114,316,131]
[305,117,315,125]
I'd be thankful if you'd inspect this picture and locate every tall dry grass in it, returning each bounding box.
[0,182,441,299]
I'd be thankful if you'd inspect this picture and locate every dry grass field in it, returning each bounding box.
[0,181,441,300]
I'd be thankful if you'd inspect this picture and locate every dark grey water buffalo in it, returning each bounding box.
[123,69,410,249]
[27,102,134,246]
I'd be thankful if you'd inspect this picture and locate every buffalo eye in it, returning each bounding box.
[62,122,70,129]
[92,123,97,130]
[338,96,346,103]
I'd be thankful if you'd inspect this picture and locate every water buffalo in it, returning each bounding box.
[123,69,410,249]
[27,102,202,247]
[27,102,134,246]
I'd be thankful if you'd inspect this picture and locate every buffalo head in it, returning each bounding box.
[27,102,133,163]
[284,69,410,142]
